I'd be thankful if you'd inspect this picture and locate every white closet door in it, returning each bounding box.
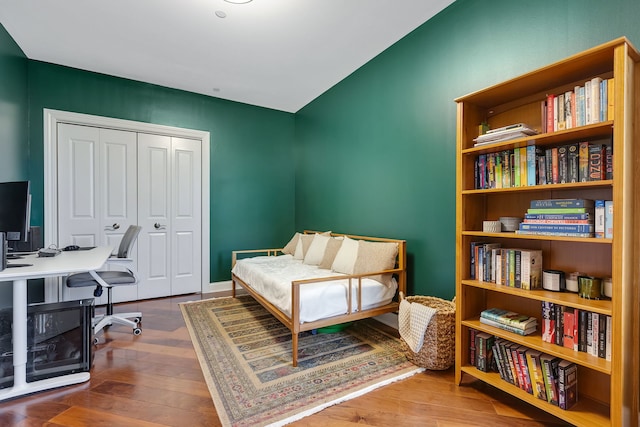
[57,124,138,304]
[137,133,172,299]
[171,137,202,294]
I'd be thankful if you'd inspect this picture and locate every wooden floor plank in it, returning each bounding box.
[0,293,569,426]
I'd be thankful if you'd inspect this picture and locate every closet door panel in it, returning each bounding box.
[137,133,172,299]
[171,137,202,294]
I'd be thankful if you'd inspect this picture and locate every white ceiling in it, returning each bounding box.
[0,0,454,113]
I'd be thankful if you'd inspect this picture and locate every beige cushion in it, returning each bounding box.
[318,237,343,269]
[303,233,330,265]
[294,234,315,259]
[331,236,359,274]
[353,240,398,286]
[282,232,300,255]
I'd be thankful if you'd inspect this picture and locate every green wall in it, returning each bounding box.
[26,62,296,283]
[295,0,640,299]
[0,24,28,181]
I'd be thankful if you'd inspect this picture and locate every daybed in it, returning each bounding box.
[231,230,407,366]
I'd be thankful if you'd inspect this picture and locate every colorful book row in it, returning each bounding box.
[469,329,578,410]
[474,140,612,190]
[542,77,613,133]
[470,243,542,290]
[541,301,611,360]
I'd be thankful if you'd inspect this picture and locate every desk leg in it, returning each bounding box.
[12,278,28,389]
[0,278,90,401]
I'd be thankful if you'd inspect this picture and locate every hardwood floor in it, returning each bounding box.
[0,294,570,426]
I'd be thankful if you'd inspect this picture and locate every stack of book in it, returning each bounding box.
[473,123,538,146]
[516,199,595,237]
[480,308,537,336]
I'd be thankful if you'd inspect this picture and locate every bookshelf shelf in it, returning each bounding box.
[461,180,613,194]
[461,280,613,315]
[454,37,639,427]
[460,366,611,427]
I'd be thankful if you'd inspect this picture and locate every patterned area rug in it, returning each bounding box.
[180,295,422,427]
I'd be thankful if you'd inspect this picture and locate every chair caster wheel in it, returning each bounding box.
[133,328,142,335]
[134,317,142,324]
[93,337,100,345]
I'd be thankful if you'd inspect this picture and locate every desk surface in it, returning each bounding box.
[0,246,114,281]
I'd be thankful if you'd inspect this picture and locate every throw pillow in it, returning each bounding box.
[318,237,343,269]
[331,236,359,274]
[294,233,315,259]
[303,233,330,265]
[353,240,398,286]
[282,232,300,255]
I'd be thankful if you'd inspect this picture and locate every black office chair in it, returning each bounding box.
[66,225,143,342]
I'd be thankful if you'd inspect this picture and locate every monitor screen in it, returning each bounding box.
[0,181,31,242]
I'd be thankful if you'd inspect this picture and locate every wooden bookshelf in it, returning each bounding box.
[454,38,640,427]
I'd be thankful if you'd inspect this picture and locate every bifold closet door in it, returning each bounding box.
[136,133,202,299]
[57,123,138,304]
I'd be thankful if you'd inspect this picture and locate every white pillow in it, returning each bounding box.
[303,233,330,265]
[282,232,300,255]
[331,236,359,274]
[293,234,314,260]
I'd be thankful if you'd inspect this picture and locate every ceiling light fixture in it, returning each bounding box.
[215,10,227,18]
[224,0,253,4]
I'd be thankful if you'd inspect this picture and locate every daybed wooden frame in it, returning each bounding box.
[231,230,407,367]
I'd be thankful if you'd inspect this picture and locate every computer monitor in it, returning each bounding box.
[0,181,31,250]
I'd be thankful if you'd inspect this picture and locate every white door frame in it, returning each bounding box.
[43,108,210,302]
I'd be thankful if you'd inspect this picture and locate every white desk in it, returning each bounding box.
[0,246,112,401]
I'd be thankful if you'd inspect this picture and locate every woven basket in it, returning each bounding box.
[400,294,456,370]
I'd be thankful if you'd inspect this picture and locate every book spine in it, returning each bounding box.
[598,313,607,359]
[588,143,604,181]
[524,213,592,220]
[517,347,533,394]
[536,147,546,185]
[515,230,593,238]
[518,224,594,233]
[578,310,588,352]
[568,143,579,182]
[541,301,555,343]
[529,199,594,209]
[554,304,564,346]
[523,219,593,224]
[595,200,605,238]
[605,142,613,180]
[557,145,568,184]
[526,145,536,186]
[526,207,593,214]
[479,317,534,335]
[579,141,589,182]
[541,356,560,405]
[605,200,613,239]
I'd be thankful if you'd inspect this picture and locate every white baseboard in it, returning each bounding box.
[374,312,398,329]
[206,280,233,293]
[206,280,398,330]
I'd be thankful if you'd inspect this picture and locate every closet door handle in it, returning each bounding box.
[154,223,166,230]
[105,223,120,231]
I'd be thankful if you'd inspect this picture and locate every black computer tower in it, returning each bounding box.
[0,298,94,389]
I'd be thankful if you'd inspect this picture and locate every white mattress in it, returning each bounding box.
[231,254,397,323]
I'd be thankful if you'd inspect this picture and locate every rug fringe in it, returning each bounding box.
[265,367,425,427]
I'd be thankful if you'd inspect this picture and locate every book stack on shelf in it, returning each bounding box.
[469,329,578,410]
[516,199,595,237]
[474,138,612,189]
[470,242,542,289]
[541,301,612,361]
[479,307,537,336]
[473,123,538,146]
[542,77,613,133]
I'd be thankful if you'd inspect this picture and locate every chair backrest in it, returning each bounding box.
[117,225,142,258]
